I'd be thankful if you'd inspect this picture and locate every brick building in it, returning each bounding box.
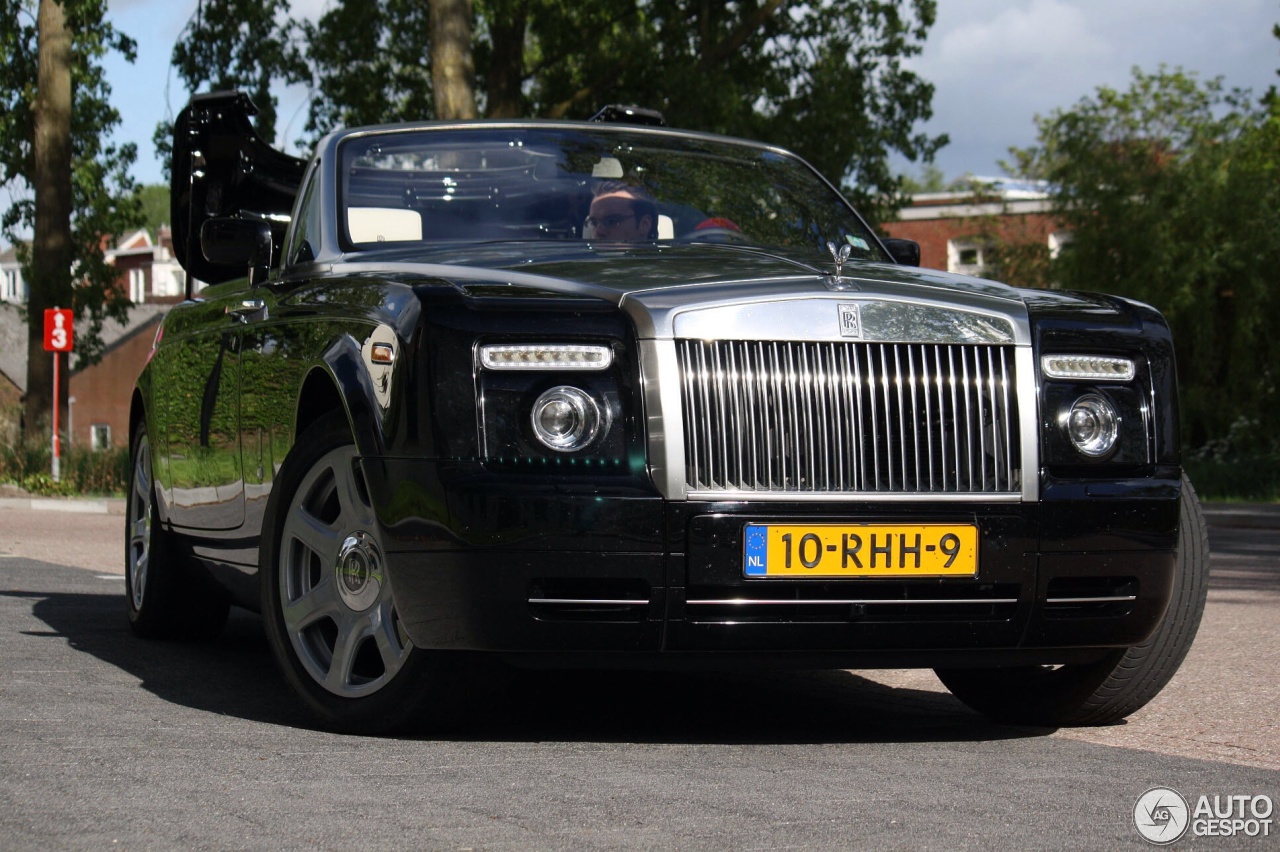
[67,307,166,449]
[881,180,1070,278]
[0,228,188,450]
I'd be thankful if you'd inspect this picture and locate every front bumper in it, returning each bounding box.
[368,460,1181,668]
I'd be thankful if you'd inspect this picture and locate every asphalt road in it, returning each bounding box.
[1,500,1278,849]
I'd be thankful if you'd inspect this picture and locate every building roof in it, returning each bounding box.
[116,229,153,251]
[0,301,167,394]
[896,177,1054,223]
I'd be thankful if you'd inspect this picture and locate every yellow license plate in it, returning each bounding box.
[743,524,977,578]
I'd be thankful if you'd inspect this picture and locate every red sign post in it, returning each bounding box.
[43,308,74,482]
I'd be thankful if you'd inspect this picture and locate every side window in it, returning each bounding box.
[284,162,322,268]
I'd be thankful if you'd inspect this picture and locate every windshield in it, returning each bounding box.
[339,126,886,261]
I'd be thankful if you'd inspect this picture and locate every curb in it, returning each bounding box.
[0,496,125,516]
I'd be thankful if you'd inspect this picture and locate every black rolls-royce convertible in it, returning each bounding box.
[126,91,1207,734]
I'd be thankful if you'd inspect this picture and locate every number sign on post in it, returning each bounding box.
[43,308,74,482]
[43,308,74,352]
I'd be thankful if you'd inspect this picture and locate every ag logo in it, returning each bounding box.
[1134,787,1189,845]
[837,303,862,339]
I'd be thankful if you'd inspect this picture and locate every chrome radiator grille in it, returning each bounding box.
[675,340,1021,495]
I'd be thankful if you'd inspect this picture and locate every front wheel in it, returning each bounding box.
[125,421,229,640]
[260,412,458,734]
[935,475,1210,727]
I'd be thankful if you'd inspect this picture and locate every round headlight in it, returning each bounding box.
[1064,393,1120,458]
[530,386,603,452]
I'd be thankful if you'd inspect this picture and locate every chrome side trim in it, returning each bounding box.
[529,598,650,606]
[685,490,1025,503]
[1045,595,1138,604]
[686,598,1020,606]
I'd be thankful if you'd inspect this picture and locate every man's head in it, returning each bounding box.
[585,181,657,241]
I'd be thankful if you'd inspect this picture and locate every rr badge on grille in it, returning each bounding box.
[838,303,862,338]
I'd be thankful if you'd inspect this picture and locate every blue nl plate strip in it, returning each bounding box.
[743,524,768,576]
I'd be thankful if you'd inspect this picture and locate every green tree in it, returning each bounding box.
[0,0,142,435]
[135,183,170,237]
[1007,66,1280,455]
[170,0,308,144]
[167,0,944,220]
[897,164,984,195]
[154,0,310,176]
[301,0,435,137]
[899,164,949,194]
[293,0,944,219]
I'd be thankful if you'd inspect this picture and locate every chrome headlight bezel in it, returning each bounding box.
[529,385,608,453]
[1062,392,1121,459]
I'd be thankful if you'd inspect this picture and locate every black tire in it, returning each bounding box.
[259,411,459,735]
[936,474,1209,727]
[125,421,230,641]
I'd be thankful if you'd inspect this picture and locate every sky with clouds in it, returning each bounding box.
[82,0,1280,187]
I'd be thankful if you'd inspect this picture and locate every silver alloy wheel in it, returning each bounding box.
[127,433,153,610]
[278,444,411,698]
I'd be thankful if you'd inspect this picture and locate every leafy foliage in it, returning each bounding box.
[899,163,969,194]
[302,0,435,137]
[164,0,945,223]
[169,0,308,145]
[0,435,128,495]
[135,183,170,237]
[512,0,947,221]
[0,0,143,368]
[1007,66,1280,455]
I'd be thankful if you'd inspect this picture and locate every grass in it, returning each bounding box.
[1183,457,1280,503]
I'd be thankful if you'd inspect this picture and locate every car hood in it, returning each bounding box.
[341,241,1019,300]
[332,241,1033,344]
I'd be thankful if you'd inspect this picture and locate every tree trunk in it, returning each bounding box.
[430,0,478,120]
[485,0,527,118]
[24,0,74,439]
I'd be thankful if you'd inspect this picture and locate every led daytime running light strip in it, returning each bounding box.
[1041,354,1135,382]
[480,343,614,371]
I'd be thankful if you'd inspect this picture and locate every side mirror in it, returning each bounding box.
[201,218,273,285]
[882,238,921,267]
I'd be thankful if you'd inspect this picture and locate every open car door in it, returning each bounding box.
[170,90,307,291]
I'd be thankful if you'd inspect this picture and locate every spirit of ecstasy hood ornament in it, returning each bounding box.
[824,241,856,291]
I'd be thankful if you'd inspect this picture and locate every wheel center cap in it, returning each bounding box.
[341,552,369,592]
[335,531,383,612]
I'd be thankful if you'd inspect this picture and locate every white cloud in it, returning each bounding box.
[930,0,1107,69]
[904,0,1280,179]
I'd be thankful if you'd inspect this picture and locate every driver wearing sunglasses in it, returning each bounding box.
[583,180,658,241]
